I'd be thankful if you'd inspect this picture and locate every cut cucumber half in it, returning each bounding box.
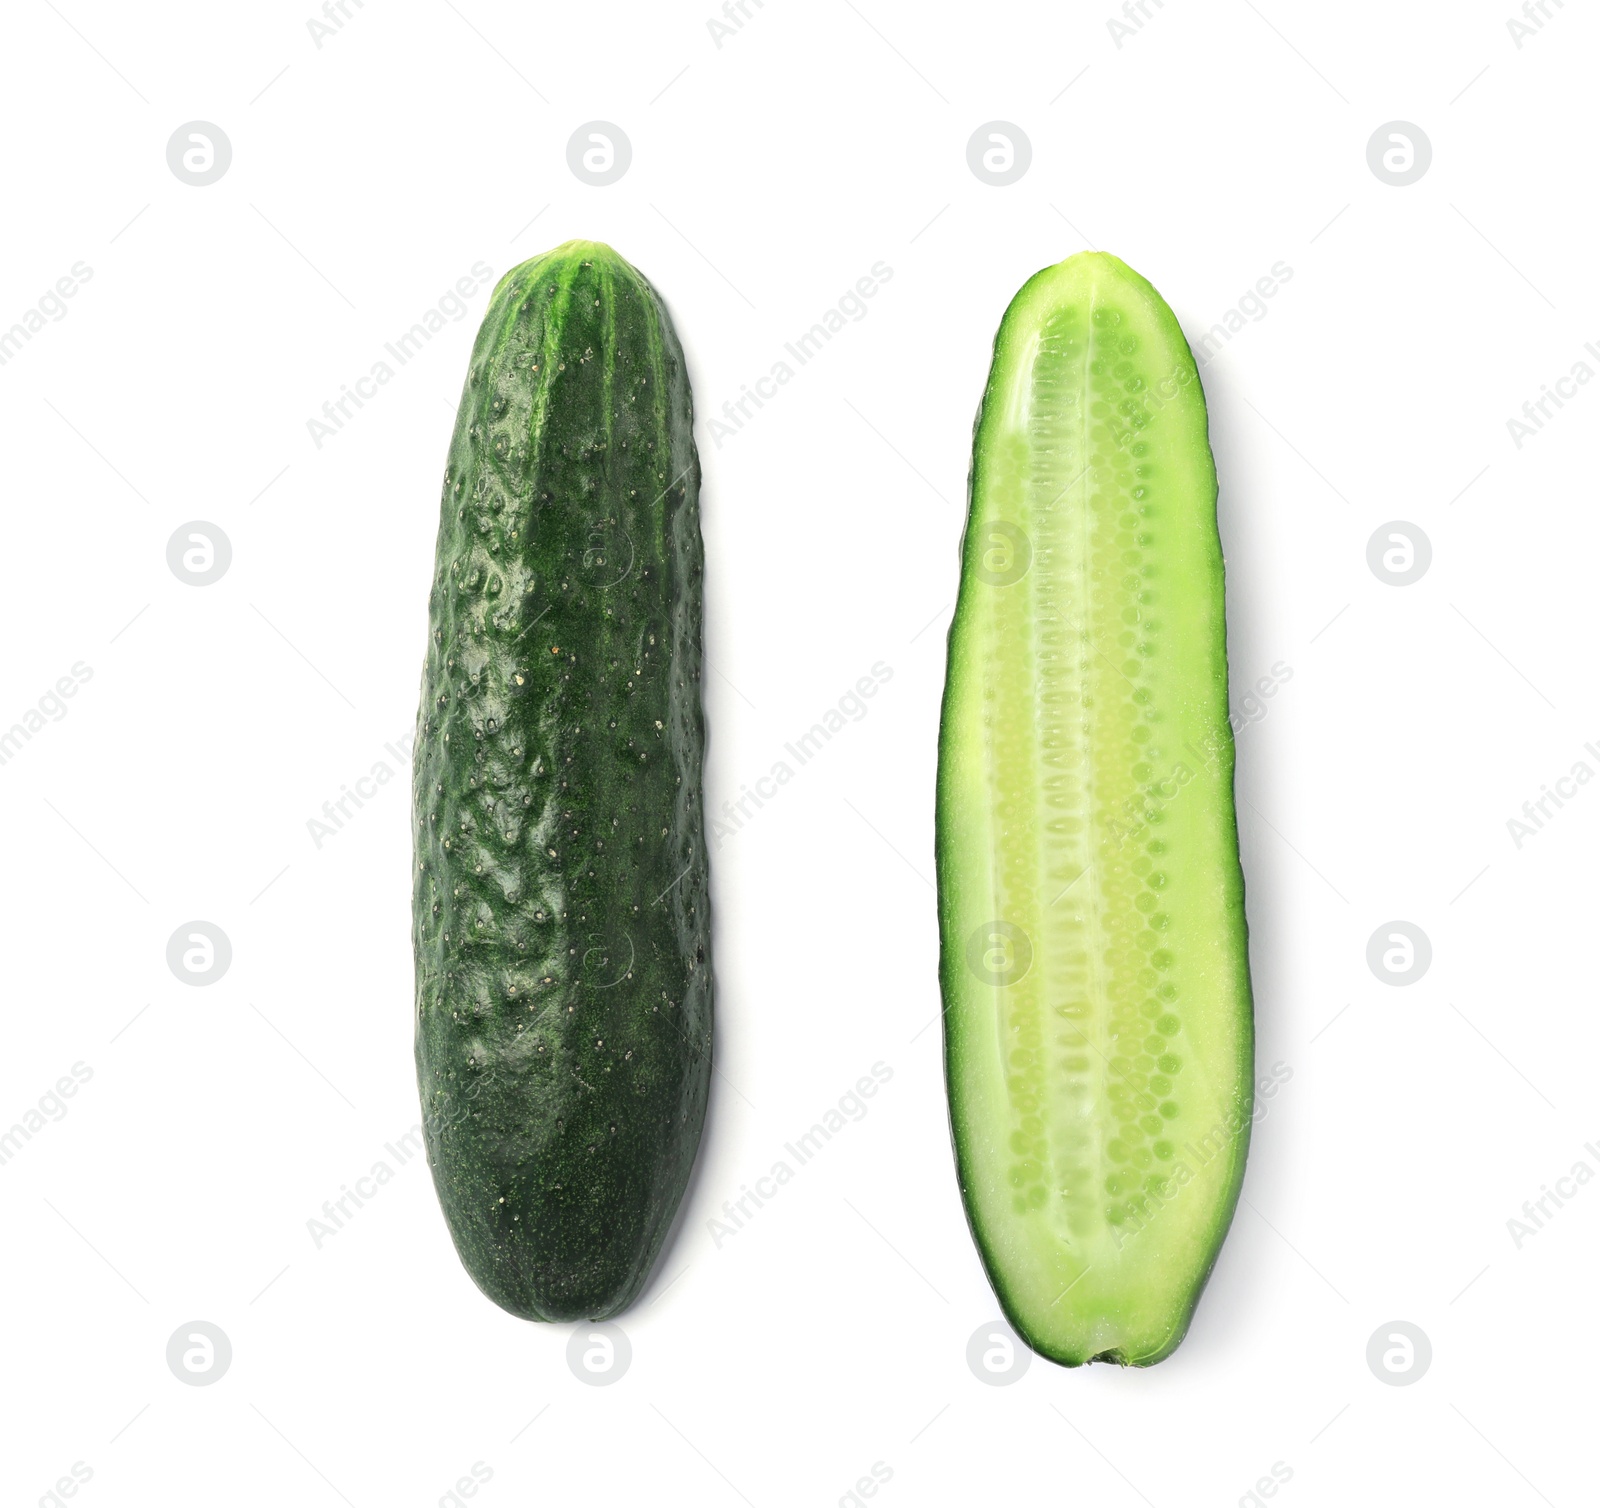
[937,251,1254,1366]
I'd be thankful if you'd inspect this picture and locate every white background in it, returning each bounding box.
[1,1,1595,1504]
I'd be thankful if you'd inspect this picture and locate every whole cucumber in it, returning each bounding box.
[413,241,711,1322]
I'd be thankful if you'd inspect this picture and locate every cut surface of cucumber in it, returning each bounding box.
[937,251,1253,1366]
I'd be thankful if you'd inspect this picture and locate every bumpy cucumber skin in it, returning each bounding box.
[937,253,1253,1367]
[414,242,711,1323]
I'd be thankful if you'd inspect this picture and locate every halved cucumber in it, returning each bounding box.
[937,252,1253,1366]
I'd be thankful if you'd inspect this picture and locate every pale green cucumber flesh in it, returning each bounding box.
[937,252,1253,1366]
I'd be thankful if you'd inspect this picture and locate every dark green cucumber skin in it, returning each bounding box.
[413,242,711,1323]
